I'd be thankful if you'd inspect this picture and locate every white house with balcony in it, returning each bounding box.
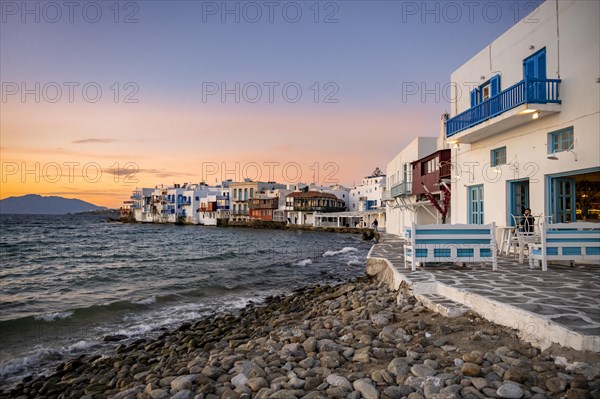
[445,0,599,227]
[348,168,387,229]
[384,136,440,236]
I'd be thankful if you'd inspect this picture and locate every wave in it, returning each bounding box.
[132,296,156,305]
[322,247,358,257]
[294,259,313,266]
[33,311,74,322]
[347,257,362,266]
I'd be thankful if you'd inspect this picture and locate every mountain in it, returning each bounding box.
[0,194,106,215]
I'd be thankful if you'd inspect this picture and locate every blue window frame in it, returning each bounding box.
[491,147,506,167]
[548,126,574,153]
[468,185,484,224]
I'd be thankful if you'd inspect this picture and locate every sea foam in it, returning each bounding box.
[322,247,358,257]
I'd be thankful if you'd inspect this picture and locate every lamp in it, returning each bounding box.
[547,142,578,161]
[532,111,540,119]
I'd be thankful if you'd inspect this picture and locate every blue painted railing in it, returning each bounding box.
[446,78,561,137]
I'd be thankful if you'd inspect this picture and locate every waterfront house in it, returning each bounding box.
[348,167,387,229]
[285,191,346,226]
[385,137,441,235]
[249,194,279,222]
[445,0,599,227]
[229,180,286,222]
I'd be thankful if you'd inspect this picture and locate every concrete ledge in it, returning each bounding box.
[366,254,600,353]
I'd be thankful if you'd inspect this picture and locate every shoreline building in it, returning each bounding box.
[384,137,441,236]
[445,0,599,226]
[285,191,346,226]
[230,180,286,222]
[345,167,387,229]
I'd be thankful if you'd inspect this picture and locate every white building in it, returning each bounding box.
[446,0,599,227]
[384,137,439,236]
[349,168,387,228]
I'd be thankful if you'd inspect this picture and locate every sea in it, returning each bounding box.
[0,214,372,386]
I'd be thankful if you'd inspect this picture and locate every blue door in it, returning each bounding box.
[523,48,546,102]
[509,180,530,225]
[552,178,576,223]
[468,185,484,224]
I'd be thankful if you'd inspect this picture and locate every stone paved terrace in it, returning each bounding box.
[367,233,600,352]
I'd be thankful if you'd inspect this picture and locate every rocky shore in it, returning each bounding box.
[3,277,599,399]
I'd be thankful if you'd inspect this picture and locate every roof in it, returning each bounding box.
[286,191,340,199]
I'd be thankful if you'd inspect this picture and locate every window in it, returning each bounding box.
[549,127,574,153]
[481,84,491,101]
[491,147,506,166]
[422,159,437,175]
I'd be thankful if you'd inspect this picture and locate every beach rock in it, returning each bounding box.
[546,377,568,392]
[149,389,169,399]
[462,351,483,365]
[170,390,192,399]
[566,389,591,399]
[248,377,268,391]
[470,377,489,390]
[231,373,248,388]
[353,379,379,399]
[104,334,128,342]
[497,382,524,399]
[326,374,352,391]
[201,365,224,379]
[234,361,266,378]
[461,363,481,376]
[388,358,410,377]
[383,385,414,399]
[171,375,197,391]
[411,364,436,378]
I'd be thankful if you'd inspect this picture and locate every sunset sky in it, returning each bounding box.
[1,0,543,207]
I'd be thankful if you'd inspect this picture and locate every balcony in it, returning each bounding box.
[390,181,412,197]
[179,199,191,206]
[294,206,345,212]
[446,78,561,143]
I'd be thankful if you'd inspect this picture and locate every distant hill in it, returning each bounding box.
[0,194,106,215]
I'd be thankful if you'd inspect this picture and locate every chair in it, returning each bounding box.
[511,214,544,263]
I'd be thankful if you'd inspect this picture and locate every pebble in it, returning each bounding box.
[497,382,524,399]
[353,378,379,399]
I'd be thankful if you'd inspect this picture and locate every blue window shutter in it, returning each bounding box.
[470,89,477,107]
[490,75,500,96]
[537,49,546,80]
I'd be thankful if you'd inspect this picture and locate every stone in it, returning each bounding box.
[320,351,341,368]
[317,339,339,353]
[384,385,414,399]
[353,379,379,399]
[566,389,591,399]
[388,358,410,377]
[171,375,197,391]
[201,365,224,379]
[303,337,317,353]
[471,377,489,390]
[231,374,248,388]
[504,367,529,384]
[423,359,438,370]
[104,334,128,342]
[371,313,390,328]
[461,363,481,377]
[462,351,483,365]
[546,377,568,393]
[497,383,524,399]
[326,374,352,391]
[411,364,436,378]
[288,377,305,389]
[234,361,266,378]
[170,390,192,399]
[248,377,268,392]
[149,389,169,399]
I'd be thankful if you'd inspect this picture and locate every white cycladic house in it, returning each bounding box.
[446,0,599,227]
[349,169,387,228]
[384,136,438,236]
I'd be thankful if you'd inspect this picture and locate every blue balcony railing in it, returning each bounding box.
[446,78,561,137]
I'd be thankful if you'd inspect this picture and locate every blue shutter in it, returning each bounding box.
[470,88,478,107]
[490,75,500,97]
